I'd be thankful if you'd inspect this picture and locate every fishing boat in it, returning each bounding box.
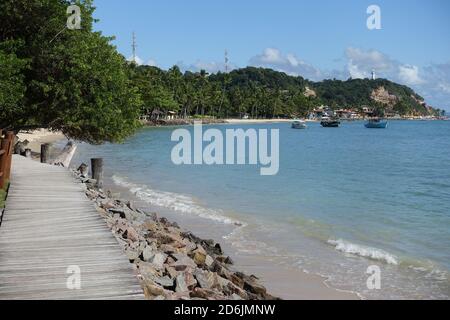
[365,118,388,128]
[320,116,340,128]
[291,120,307,129]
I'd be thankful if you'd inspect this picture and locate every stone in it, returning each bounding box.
[165,266,179,279]
[151,253,167,269]
[153,276,174,288]
[205,255,214,267]
[243,280,267,296]
[125,247,140,262]
[138,262,160,277]
[193,251,206,266]
[142,245,154,262]
[175,273,189,293]
[216,255,234,265]
[159,244,177,254]
[191,288,225,300]
[229,273,245,288]
[183,270,197,289]
[170,254,197,270]
[124,226,140,242]
[194,270,215,289]
[144,282,165,297]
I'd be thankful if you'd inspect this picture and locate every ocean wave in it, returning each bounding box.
[327,239,399,265]
[112,175,243,226]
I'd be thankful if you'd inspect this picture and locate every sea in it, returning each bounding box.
[68,120,450,299]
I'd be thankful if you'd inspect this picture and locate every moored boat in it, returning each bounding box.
[320,116,340,127]
[291,120,307,129]
[365,118,388,128]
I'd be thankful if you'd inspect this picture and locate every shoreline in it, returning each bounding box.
[21,127,361,300]
[100,175,359,300]
[17,128,359,299]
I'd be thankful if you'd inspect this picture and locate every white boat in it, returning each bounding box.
[291,120,307,129]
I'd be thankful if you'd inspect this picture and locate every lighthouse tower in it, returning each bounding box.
[371,69,376,80]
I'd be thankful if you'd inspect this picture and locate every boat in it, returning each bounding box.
[291,120,307,129]
[365,118,388,128]
[320,116,340,128]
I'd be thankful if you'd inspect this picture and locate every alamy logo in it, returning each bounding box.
[171,122,279,175]
[66,265,81,290]
[366,265,381,290]
[367,5,382,30]
[66,5,81,30]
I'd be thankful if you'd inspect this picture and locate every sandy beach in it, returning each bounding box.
[16,129,65,153]
[225,119,294,124]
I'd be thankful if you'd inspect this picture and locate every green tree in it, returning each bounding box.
[0,0,141,143]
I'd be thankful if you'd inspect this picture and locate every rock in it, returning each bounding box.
[183,271,197,289]
[194,270,215,289]
[216,255,234,265]
[243,280,267,296]
[77,163,89,177]
[142,245,154,262]
[229,273,245,288]
[138,262,161,277]
[123,226,140,242]
[193,251,206,266]
[231,293,243,300]
[165,266,179,279]
[125,247,140,262]
[170,253,196,270]
[153,276,174,288]
[175,274,189,293]
[150,253,167,269]
[214,243,223,255]
[159,244,177,254]
[205,255,214,267]
[191,288,226,300]
[143,281,165,297]
[141,221,158,232]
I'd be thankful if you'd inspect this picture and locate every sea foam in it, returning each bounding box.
[327,239,399,265]
[112,175,242,226]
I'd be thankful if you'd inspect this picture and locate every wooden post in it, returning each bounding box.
[0,129,5,189]
[0,132,14,189]
[91,158,103,188]
[4,132,14,182]
[40,143,50,163]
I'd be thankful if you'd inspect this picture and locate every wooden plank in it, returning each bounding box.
[0,155,144,300]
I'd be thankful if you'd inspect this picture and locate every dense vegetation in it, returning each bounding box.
[0,0,443,146]
[130,65,441,120]
[0,0,141,143]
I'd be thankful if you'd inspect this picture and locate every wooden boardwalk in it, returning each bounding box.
[0,155,144,300]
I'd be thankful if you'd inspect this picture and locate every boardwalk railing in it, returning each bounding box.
[0,130,15,190]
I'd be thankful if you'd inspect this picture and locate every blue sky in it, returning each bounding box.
[93,0,450,110]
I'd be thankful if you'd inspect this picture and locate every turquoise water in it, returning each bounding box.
[71,120,450,299]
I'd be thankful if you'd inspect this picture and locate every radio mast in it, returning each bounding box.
[132,32,137,64]
[224,49,229,73]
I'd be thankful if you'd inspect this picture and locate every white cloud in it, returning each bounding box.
[398,65,424,85]
[249,48,322,80]
[345,47,396,79]
[127,55,144,65]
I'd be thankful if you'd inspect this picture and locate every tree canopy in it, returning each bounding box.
[0,0,141,143]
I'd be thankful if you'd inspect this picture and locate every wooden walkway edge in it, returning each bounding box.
[0,155,144,300]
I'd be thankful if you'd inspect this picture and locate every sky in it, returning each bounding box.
[93,0,450,110]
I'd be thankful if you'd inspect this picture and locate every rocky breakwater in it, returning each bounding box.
[73,168,278,300]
